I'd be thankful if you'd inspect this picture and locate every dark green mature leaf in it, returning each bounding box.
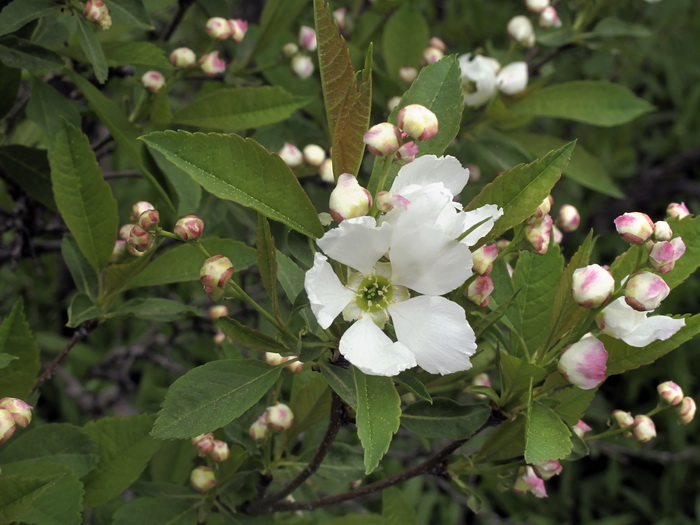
[475,416,525,462]
[0,475,58,524]
[152,360,283,439]
[174,87,311,131]
[75,16,108,83]
[466,142,575,244]
[593,17,653,38]
[401,399,490,440]
[102,42,171,69]
[382,5,428,79]
[499,352,547,399]
[49,120,118,273]
[150,149,201,216]
[0,0,61,37]
[257,215,280,319]
[140,131,324,238]
[109,298,202,322]
[353,368,401,474]
[525,401,572,463]
[383,487,417,525]
[61,236,98,301]
[0,299,40,398]
[112,498,198,525]
[0,35,63,70]
[512,81,654,126]
[26,78,82,146]
[663,216,700,290]
[66,292,104,328]
[252,0,310,59]
[0,353,17,368]
[0,145,56,210]
[549,382,597,426]
[276,250,305,302]
[0,62,20,118]
[395,371,432,403]
[104,0,153,29]
[217,317,290,354]
[315,0,372,179]
[320,362,356,409]
[102,251,154,301]
[82,414,160,508]
[286,371,331,439]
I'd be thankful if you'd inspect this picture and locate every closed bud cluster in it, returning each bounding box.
[558,336,608,390]
[525,214,553,255]
[0,398,32,428]
[210,440,230,462]
[266,403,294,431]
[395,142,419,164]
[525,0,549,13]
[571,264,614,308]
[573,420,592,439]
[512,466,547,498]
[472,244,499,275]
[657,381,684,406]
[507,16,536,47]
[648,237,685,273]
[399,67,418,83]
[132,201,155,222]
[557,204,580,232]
[208,305,228,319]
[229,19,248,43]
[282,42,299,58]
[190,466,217,492]
[666,202,690,219]
[624,271,670,311]
[466,275,494,307]
[170,47,196,68]
[278,142,303,168]
[200,51,226,75]
[291,54,314,79]
[397,104,439,141]
[298,26,317,51]
[363,123,402,156]
[614,212,654,245]
[303,144,326,166]
[249,413,269,440]
[137,209,159,231]
[83,0,111,30]
[174,215,205,241]
[200,255,234,301]
[539,7,562,28]
[632,415,656,443]
[533,461,562,480]
[375,191,410,213]
[206,17,231,39]
[0,409,16,444]
[329,174,372,222]
[677,397,696,425]
[127,225,152,253]
[612,410,635,429]
[319,159,334,183]
[141,71,165,93]
[422,46,444,65]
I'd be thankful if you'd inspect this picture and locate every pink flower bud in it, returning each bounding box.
[213,332,226,344]
[278,142,303,168]
[137,209,159,231]
[496,61,528,95]
[132,201,155,222]
[532,195,553,219]
[190,466,217,492]
[526,0,550,13]
[657,381,684,406]
[199,51,226,75]
[512,466,547,498]
[375,191,410,213]
[191,433,215,456]
[208,305,228,319]
[632,415,656,443]
[395,141,419,164]
[83,0,111,30]
[109,240,126,262]
[206,17,231,39]
[329,174,372,222]
[228,19,248,43]
[399,67,418,83]
[119,224,135,241]
[552,224,563,244]
[472,373,491,387]
[507,16,535,47]
[303,144,326,167]
[298,26,317,51]
[648,237,685,273]
[210,440,230,462]
[539,6,562,28]
[571,264,614,308]
[141,71,165,93]
[319,158,334,183]
[557,204,580,232]
[666,202,690,219]
[558,336,608,390]
[397,104,439,141]
[677,397,696,425]
[472,244,499,276]
[428,37,446,52]
[422,46,444,64]
[624,271,670,311]
[525,214,553,255]
[333,8,347,28]
[533,461,562,480]
[200,255,234,290]
[291,54,314,79]
[286,359,303,374]
[0,408,16,444]
[170,47,196,68]
[0,398,32,428]
[266,403,294,431]
[249,413,269,440]
[363,122,402,156]
[614,212,654,244]
[573,420,592,439]
[127,224,152,253]
[174,215,205,241]
[653,221,672,241]
[612,410,634,429]
[466,275,494,307]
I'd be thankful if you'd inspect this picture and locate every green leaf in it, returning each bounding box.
[82,414,160,508]
[102,251,154,300]
[512,81,655,127]
[61,236,98,300]
[319,362,356,409]
[257,215,280,319]
[0,35,63,70]
[395,371,432,403]
[102,42,171,69]
[0,62,20,118]
[383,487,417,525]
[609,243,645,283]
[173,87,311,131]
[104,0,153,30]
[0,299,40,399]
[112,498,198,525]
[126,238,256,289]
[26,78,82,146]
[0,0,62,37]
[662,216,700,290]
[549,381,597,426]
[49,119,118,273]
[276,250,305,302]
[0,353,17,368]
[508,132,623,198]
[286,371,331,439]
[140,131,324,238]
[499,352,547,399]
[0,145,56,210]
[66,292,104,328]
[75,16,108,84]
[0,475,58,524]
[353,368,401,474]
[252,0,310,59]
[109,298,202,322]
[217,317,290,354]
[592,17,653,38]
[466,142,575,244]
[314,0,372,179]
[525,401,572,464]
[149,149,201,216]
[382,5,428,79]
[401,399,490,440]
[475,416,525,462]
[152,359,283,439]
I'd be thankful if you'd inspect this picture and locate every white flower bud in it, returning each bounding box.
[0,408,16,444]
[472,244,499,276]
[397,104,439,141]
[190,466,217,492]
[571,264,614,308]
[298,26,317,51]
[573,420,592,439]
[0,398,32,428]
[333,8,347,28]
[395,141,419,164]
[657,381,684,406]
[387,96,401,112]
[266,403,294,431]
[666,202,690,219]
[375,191,410,213]
[539,6,562,28]
[174,215,205,241]
[249,413,268,439]
[291,54,314,79]
[507,16,535,47]
[677,397,696,425]
[208,305,228,319]
[131,201,155,221]
[422,46,444,64]
[210,440,230,462]
[278,142,303,168]
[329,174,372,222]
[526,0,550,13]
[229,19,248,43]
[557,204,580,232]
[141,71,165,93]
[612,410,634,429]
[632,415,656,443]
[319,158,334,183]
[496,62,528,95]
[109,240,126,262]
[428,37,446,51]
[648,237,685,273]
[200,255,234,301]
[363,122,402,156]
[191,433,215,456]
[199,51,226,75]
[533,461,562,480]
[83,0,111,30]
[624,271,670,311]
[614,212,654,244]
[170,47,197,68]
[303,144,326,166]
[458,54,499,108]
[653,221,672,241]
[206,17,231,39]
[558,336,608,390]
[282,42,299,58]
[525,214,553,255]
[399,67,418,83]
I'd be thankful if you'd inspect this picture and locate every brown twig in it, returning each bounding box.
[160,0,196,42]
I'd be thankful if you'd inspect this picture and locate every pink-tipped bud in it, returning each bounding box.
[278,142,303,168]
[399,67,418,83]
[512,466,547,498]
[677,397,696,425]
[329,174,372,222]
[573,420,592,439]
[558,336,608,390]
[552,224,563,244]
[0,409,16,444]
[376,191,410,214]
[213,332,226,344]
[249,413,269,440]
[298,26,317,51]
[472,244,499,276]
[132,201,155,222]
[0,398,32,428]
[624,271,670,311]
[507,16,535,47]
[174,215,205,241]
[422,46,444,65]
[395,141,419,164]
[199,51,226,75]
[539,6,562,28]
[265,352,285,366]
[472,373,491,387]
[612,410,634,429]
[291,54,314,79]
[653,221,672,241]
[286,359,303,374]
[141,71,165,93]
[210,440,230,462]
[657,381,684,406]
[200,255,234,290]
[110,240,126,262]
[496,61,528,95]
[466,275,494,307]
[525,214,553,255]
[557,204,580,232]
[170,47,196,68]
[319,158,334,183]
[83,0,111,30]
[363,122,402,156]
[206,17,231,39]
[533,461,562,480]
[648,237,685,273]
[266,403,294,431]
[282,42,299,58]
[333,8,347,28]
[532,195,553,219]
[190,466,216,492]
[127,224,152,253]
[632,415,656,443]
[137,209,159,231]
[614,212,654,245]
[119,224,135,241]
[571,264,614,308]
[666,202,690,219]
[526,0,550,13]
[228,19,248,43]
[191,433,215,456]
[303,144,326,167]
[428,37,446,52]
[208,305,229,319]
[397,104,439,141]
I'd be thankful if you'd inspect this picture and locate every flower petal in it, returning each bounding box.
[389,296,475,374]
[339,316,417,376]
[621,315,685,347]
[598,297,643,339]
[317,216,393,274]
[458,205,504,246]
[390,155,470,197]
[304,253,354,329]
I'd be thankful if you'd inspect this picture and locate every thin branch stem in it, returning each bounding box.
[160,0,196,41]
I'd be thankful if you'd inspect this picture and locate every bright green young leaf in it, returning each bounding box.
[383,487,417,525]
[314,0,372,179]
[75,16,108,84]
[0,0,61,37]
[0,62,20,118]
[382,5,428,79]
[217,317,290,354]
[320,362,357,409]
[0,35,63,70]
[466,142,575,244]
[276,250,305,302]
[0,299,40,398]
[0,475,58,524]
[662,216,700,290]
[511,81,654,126]
[252,0,310,59]
[173,87,311,131]
[0,145,56,211]
[401,399,490,440]
[26,78,81,145]
[49,119,118,273]
[152,359,283,439]
[525,401,572,464]
[140,131,324,238]
[0,353,17,368]
[61,236,98,301]
[82,414,160,508]
[102,42,171,69]
[499,352,547,399]
[257,215,281,319]
[104,0,153,29]
[353,368,401,474]
[109,298,202,322]
[112,498,198,525]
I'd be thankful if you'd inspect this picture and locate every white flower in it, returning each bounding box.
[596,297,685,347]
[458,54,499,108]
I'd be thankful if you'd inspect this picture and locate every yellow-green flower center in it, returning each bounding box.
[355,275,393,313]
